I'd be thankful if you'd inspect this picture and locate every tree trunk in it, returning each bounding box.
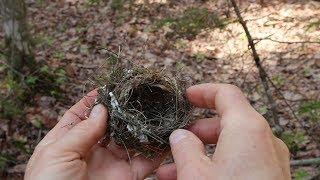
[0,0,34,73]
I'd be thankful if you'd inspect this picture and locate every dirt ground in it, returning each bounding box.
[0,0,319,179]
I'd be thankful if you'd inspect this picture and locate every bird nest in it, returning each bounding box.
[95,63,193,158]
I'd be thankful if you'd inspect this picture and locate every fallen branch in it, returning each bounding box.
[229,0,283,135]
[254,37,320,44]
[291,157,320,166]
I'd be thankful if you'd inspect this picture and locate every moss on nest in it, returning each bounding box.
[95,62,193,158]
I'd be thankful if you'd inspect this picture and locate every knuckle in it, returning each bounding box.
[220,84,247,102]
[173,135,201,152]
[223,84,243,96]
[276,137,290,155]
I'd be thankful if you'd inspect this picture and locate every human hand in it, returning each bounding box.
[157,83,290,180]
[25,90,164,180]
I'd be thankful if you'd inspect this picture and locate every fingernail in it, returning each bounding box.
[170,129,187,145]
[90,104,104,119]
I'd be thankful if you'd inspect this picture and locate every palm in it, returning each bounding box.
[86,145,162,180]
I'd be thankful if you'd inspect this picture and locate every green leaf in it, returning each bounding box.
[153,7,228,38]
[280,131,307,152]
[299,100,320,122]
[40,65,50,74]
[0,154,9,171]
[0,99,23,119]
[26,76,38,86]
[30,117,43,129]
[294,169,310,180]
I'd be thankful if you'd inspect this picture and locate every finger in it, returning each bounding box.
[274,137,291,177]
[169,129,210,172]
[187,83,269,133]
[130,153,167,179]
[37,90,98,147]
[156,163,177,180]
[187,83,254,116]
[188,117,220,144]
[53,104,107,156]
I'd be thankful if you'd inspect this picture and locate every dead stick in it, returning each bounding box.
[254,37,320,44]
[291,158,320,166]
[229,0,283,135]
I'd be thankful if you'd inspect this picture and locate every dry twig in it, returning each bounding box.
[229,0,283,135]
[254,37,320,44]
[290,157,320,166]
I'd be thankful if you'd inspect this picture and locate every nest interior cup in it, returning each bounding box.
[97,66,192,158]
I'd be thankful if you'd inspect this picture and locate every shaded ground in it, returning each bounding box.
[0,0,319,179]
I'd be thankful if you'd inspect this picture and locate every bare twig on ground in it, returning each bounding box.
[291,157,320,166]
[229,0,283,135]
[254,37,320,44]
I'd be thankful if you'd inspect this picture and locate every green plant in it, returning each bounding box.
[294,169,310,180]
[302,67,312,77]
[281,131,307,152]
[53,51,65,60]
[272,74,285,86]
[258,105,268,115]
[0,155,8,172]
[34,34,55,48]
[115,12,130,25]
[5,75,25,101]
[299,100,320,122]
[27,65,67,98]
[55,69,67,85]
[36,0,46,7]
[30,116,43,129]
[0,98,23,119]
[306,19,320,32]
[40,65,50,73]
[0,153,15,172]
[174,39,188,49]
[154,17,176,28]
[111,0,126,10]
[0,63,5,72]
[195,52,206,62]
[26,75,38,88]
[175,61,185,70]
[12,138,30,155]
[154,7,228,38]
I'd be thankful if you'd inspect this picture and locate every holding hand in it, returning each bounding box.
[25,90,164,180]
[157,84,290,180]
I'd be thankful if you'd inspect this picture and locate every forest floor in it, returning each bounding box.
[0,0,320,179]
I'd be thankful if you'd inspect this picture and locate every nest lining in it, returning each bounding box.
[96,66,193,158]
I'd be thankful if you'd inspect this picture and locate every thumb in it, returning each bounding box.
[169,129,209,173]
[54,104,107,156]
